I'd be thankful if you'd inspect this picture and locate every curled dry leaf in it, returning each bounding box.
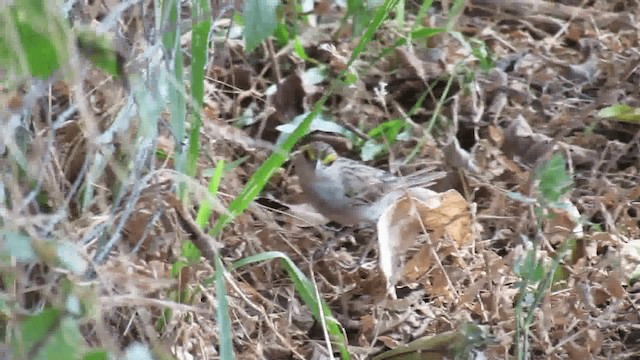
[537,38,601,84]
[377,188,471,291]
[394,46,427,82]
[502,114,597,168]
[442,137,480,175]
[545,198,584,245]
[248,71,309,142]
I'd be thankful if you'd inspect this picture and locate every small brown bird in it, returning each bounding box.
[292,141,445,225]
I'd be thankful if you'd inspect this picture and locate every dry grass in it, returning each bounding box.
[2,0,640,359]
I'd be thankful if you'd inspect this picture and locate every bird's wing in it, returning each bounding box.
[344,165,447,202]
[397,167,447,188]
[338,159,391,205]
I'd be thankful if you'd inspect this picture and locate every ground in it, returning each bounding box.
[2,0,640,359]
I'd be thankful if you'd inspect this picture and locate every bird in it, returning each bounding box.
[292,141,446,226]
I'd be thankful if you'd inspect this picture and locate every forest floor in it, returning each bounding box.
[3,0,640,359]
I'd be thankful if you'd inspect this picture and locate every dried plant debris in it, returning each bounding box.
[377,189,472,295]
[2,0,640,359]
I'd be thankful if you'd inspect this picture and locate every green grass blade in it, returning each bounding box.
[187,0,211,177]
[347,0,399,68]
[195,160,225,228]
[231,251,349,359]
[215,255,234,360]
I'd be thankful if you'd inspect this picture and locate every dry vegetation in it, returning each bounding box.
[2,0,640,359]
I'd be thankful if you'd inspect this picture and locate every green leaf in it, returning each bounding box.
[293,37,310,61]
[360,141,386,161]
[368,119,406,142]
[535,154,573,203]
[170,260,188,278]
[0,0,69,78]
[275,113,353,145]
[186,0,211,178]
[359,119,408,160]
[1,230,35,261]
[181,241,202,264]
[56,242,88,275]
[214,255,234,359]
[13,308,61,358]
[413,0,435,32]
[469,38,494,70]
[209,102,323,237]
[222,156,249,173]
[274,23,290,46]
[161,0,187,178]
[552,264,569,285]
[411,27,446,39]
[445,0,466,30]
[196,160,225,228]
[514,248,544,283]
[76,29,123,77]
[12,308,82,360]
[243,0,279,53]
[45,317,84,360]
[343,72,358,85]
[346,0,371,36]
[347,0,400,71]
[83,349,109,360]
[598,104,640,123]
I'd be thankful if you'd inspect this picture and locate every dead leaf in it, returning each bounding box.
[502,114,598,168]
[394,47,426,82]
[545,199,584,245]
[442,137,480,175]
[377,189,471,291]
[621,239,640,284]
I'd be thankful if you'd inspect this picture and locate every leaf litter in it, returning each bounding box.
[2,0,640,359]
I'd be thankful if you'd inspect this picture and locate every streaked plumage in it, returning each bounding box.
[292,141,445,225]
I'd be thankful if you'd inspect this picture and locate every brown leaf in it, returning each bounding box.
[394,47,426,82]
[502,114,598,168]
[377,189,471,290]
[605,269,626,299]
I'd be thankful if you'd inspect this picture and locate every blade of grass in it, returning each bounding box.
[187,0,211,177]
[413,0,435,32]
[215,255,234,360]
[231,251,348,358]
[347,0,399,69]
[195,160,225,228]
[161,0,188,190]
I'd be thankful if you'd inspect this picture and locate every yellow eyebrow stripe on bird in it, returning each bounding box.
[321,152,337,165]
